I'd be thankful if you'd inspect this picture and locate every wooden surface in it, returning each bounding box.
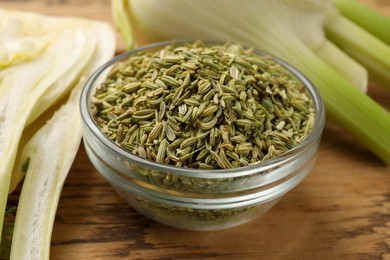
[2,0,390,259]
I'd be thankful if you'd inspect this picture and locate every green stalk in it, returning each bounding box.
[332,0,390,46]
[112,0,134,49]
[325,15,390,89]
[295,46,390,164]
[315,39,367,92]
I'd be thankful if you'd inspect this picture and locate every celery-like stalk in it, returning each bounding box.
[315,39,367,92]
[292,44,390,164]
[332,0,390,46]
[113,0,390,164]
[9,22,115,260]
[112,0,134,49]
[325,15,390,89]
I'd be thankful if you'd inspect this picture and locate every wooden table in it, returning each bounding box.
[2,0,390,259]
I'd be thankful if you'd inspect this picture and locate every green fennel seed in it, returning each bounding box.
[92,41,315,169]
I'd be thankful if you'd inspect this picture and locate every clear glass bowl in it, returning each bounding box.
[80,41,325,231]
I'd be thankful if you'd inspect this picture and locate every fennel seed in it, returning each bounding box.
[92,41,315,169]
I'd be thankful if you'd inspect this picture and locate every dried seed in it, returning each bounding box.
[158,101,166,121]
[116,124,124,143]
[148,122,163,141]
[181,62,198,70]
[234,59,252,69]
[136,146,147,159]
[232,135,246,144]
[230,66,240,79]
[155,79,167,89]
[276,120,286,130]
[169,138,184,148]
[203,89,216,101]
[183,98,200,106]
[146,96,165,106]
[180,136,198,149]
[209,149,227,169]
[197,116,218,130]
[165,123,176,142]
[162,55,183,63]
[201,105,219,117]
[166,64,181,75]
[196,148,210,161]
[235,119,254,128]
[161,75,180,87]
[236,143,253,153]
[156,139,168,163]
[221,85,238,96]
[171,86,184,107]
[211,80,222,94]
[142,80,159,89]
[166,146,179,161]
[198,79,212,95]
[219,149,233,168]
[133,109,155,116]
[131,113,154,121]
[181,106,193,122]
[178,103,187,115]
[193,102,207,120]
[225,150,240,161]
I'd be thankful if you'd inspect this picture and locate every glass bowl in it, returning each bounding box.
[79,40,325,231]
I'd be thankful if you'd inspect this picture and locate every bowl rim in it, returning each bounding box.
[80,40,325,178]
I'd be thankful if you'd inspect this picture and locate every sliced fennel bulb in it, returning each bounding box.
[113,0,390,165]
[0,12,49,70]
[10,21,115,260]
[9,87,84,260]
[8,27,96,193]
[0,9,116,253]
[0,28,92,241]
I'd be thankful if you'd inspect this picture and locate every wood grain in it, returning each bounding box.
[2,0,390,259]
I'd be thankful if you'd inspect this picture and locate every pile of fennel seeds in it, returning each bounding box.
[91,41,315,169]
